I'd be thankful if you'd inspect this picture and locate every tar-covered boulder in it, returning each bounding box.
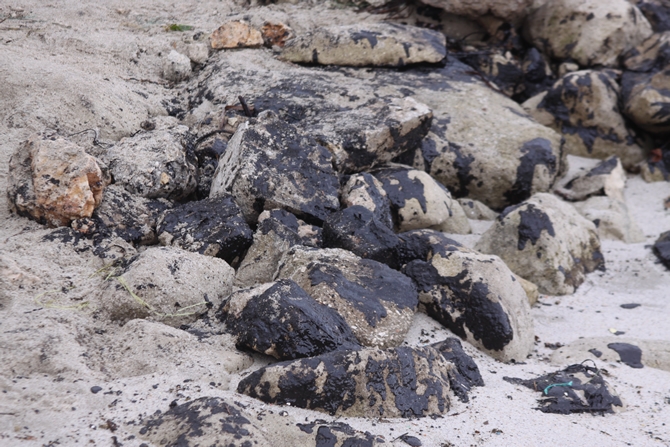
[653,230,670,269]
[219,279,360,360]
[275,246,418,348]
[397,229,465,266]
[238,339,482,418]
[417,0,532,22]
[403,240,534,362]
[475,193,604,295]
[209,111,340,224]
[8,135,107,227]
[157,194,253,265]
[555,156,626,202]
[523,70,644,169]
[623,31,670,72]
[280,23,446,67]
[341,173,393,229]
[621,69,670,134]
[235,209,321,288]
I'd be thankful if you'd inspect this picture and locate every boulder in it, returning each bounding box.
[157,194,253,265]
[621,69,670,134]
[275,246,418,348]
[633,0,670,31]
[573,197,645,243]
[623,31,670,72]
[555,156,626,202]
[523,70,645,169]
[209,111,340,224]
[219,279,361,360]
[403,241,534,362]
[280,23,446,67]
[457,198,498,220]
[210,20,263,49]
[524,0,652,67]
[341,172,393,229]
[8,135,106,227]
[416,0,532,22]
[235,209,321,288]
[475,193,604,295]
[162,50,191,82]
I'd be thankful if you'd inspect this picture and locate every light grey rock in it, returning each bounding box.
[209,111,340,224]
[525,0,652,67]
[573,196,645,243]
[558,62,580,77]
[280,23,446,67]
[162,50,192,82]
[621,69,670,134]
[475,193,604,295]
[341,173,393,229]
[457,198,498,220]
[555,156,626,202]
[403,241,534,362]
[417,0,532,22]
[275,246,418,348]
[523,70,644,169]
[185,42,209,65]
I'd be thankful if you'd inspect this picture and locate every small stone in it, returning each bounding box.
[457,198,498,221]
[185,42,209,65]
[162,50,191,82]
[90,386,102,394]
[261,21,294,48]
[210,21,263,49]
[555,156,626,202]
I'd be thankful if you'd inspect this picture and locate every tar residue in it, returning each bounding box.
[517,204,555,250]
[653,230,670,269]
[313,423,379,447]
[587,156,618,176]
[397,229,462,266]
[504,138,557,206]
[374,168,428,213]
[607,343,644,368]
[432,337,484,402]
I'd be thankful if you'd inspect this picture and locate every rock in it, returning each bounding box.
[341,173,393,229]
[653,230,670,268]
[373,166,471,234]
[8,135,107,227]
[524,0,652,67]
[416,0,532,22]
[280,23,446,67]
[523,70,644,169]
[397,229,465,266]
[275,246,418,348]
[623,31,670,72]
[209,111,340,224]
[261,21,294,48]
[621,69,670,134]
[431,337,485,402]
[639,157,670,182]
[98,247,234,327]
[105,122,197,200]
[558,62,580,77]
[323,206,401,268]
[634,0,670,31]
[157,194,253,265]
[235,209,321,288]
[457,198,498,220]
[210,20,263,49]
[475,193,605,295]
[185,42,209,65]
[218,279,361,360]
[238,340,482,418]
[573,197,645,243]
[555,156,626,202]
[515,274,539,306]
[162,50,191,82]
[403,241,534,362]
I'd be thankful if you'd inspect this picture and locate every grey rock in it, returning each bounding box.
[621,69,670,134]
[416,0,532,22]
[275,246,418,348]
[633,0,670,32]
[573,196,645,243]
[162,50,191,82]
[235,209,321,288]
[209,111,340,224]
[623,31,670,72]
[219,279,361,360]
[157,194,253,266]
[475,193,604,295]
[555,156,626,202]
[457,198,498,220]
[341,173,393,229]
[280,23,446,67]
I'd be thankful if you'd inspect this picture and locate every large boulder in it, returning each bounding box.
[475,193,604,295]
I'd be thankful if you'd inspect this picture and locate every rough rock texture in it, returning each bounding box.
[634,0,670,31]
[475,193,604,295]
[162,50,191,82]
[8,135,106,227]
[373,166,471,234]
[157,194,253,265]
[457,198,498,220]
[261,21,294,48]
[417,0,532,22]
[574,197,645,243]
[97,247,234,326]
[403,242,534,362]
[235,209,321,288]
[238,340,482,418]
[209,111,340,224]
[341,173,393,229]
[555,156,626,202]
[621,69,670,134]
[275,247,418,348]
[623,31,670,72]
[397,229,465,266]
[525,0,653,67]
[523,70,644,169]
[280,23,446,67]
[219,279,361,360]
[210,20,264,49]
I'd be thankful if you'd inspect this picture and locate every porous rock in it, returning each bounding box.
[523,70,644,169]
[341,172,393,229]
[157,194,253,265]
[162,50,191,82]
[555,156,626,202]
[403,241,534,362]
[525,0,652,67]
[280,23,446,67]
[475,193,604,295]
[219,279,361,360]
[573,196,645,243]
[98,246,234,326]
[457,198,498,221]
[373,166,471,234]
[416,0,532,22]
[275,246,418,348]
[238,340,482,418]
[235,209,321,288]
[8,135,106,227]
[621,69,670,134]
[210,20,263,49]
[209,111,340,224]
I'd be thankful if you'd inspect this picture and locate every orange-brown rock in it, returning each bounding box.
[7,135,107,227]
[261,22,294,48]
[210,21,263,49]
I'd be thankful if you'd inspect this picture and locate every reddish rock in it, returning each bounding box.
[261,22,294,47]
[210,21,263,49]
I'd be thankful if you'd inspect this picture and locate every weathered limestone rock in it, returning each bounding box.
[523,70,644,169]
[209,112,340,224]
[210,21,263,49]
[235,209,321,288]
[621,69,670,134]
[573,196,645,243]
[280,23,446,67]
[162,50,191,82]
[8,135,106,227]
[555,156,626,202]
[417,0,532,22]
[525,0,652,67]
[157,194,253,265]
[476,193,604,295]
[457,198,498,220]
[341,173,393,229]
[98,247,234,327]
[403,242,534,362]
[275,247,418,348]
[219,279,361,360]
